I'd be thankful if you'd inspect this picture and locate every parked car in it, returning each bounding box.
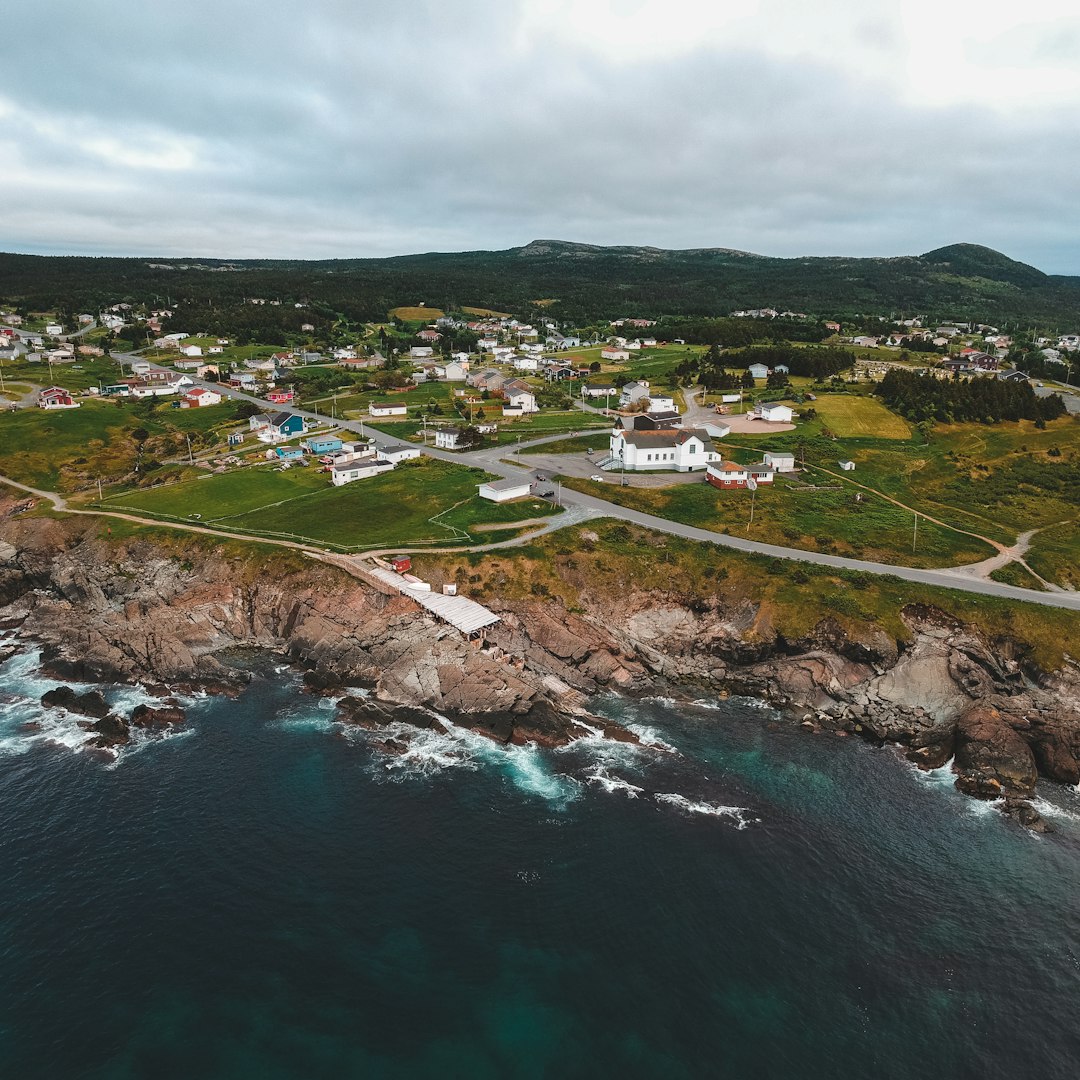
[590,474,603,482]
[538,488,555,497]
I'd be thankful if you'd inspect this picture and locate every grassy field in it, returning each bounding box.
[0,399,243,491]
[99,465,327,521]
[795,395,912,439]
[389,306,444,322]
[97,458,556,550]
[518,432,611,455]
[461,306,510,317]
[989,562,1049,591]
[557,471,994,568]
[367,409,610,446]
[1023,520,1080,591]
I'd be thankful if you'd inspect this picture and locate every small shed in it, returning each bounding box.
[748,363,770,380]
[478,478,533,503]
[390,555,412,573]
[839,460,856,471]
[275,446,305,461]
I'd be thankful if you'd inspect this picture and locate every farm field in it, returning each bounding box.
[557,470,995,568]
[389,306,444,322]
[97,458,556,550]
[792,394,912,439]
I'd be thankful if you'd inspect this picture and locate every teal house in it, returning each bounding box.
[304,435,343,454]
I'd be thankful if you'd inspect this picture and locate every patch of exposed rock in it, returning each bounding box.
[3,508,1079,829]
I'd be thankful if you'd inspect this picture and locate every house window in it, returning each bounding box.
[689,443,696,453]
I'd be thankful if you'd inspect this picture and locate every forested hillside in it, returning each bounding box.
[2,240,1078,327]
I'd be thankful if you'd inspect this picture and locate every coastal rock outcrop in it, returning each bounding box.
[2,501,1079,827]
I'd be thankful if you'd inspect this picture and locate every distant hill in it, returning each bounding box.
[1,240,1077,326]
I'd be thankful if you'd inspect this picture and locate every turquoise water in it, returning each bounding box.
[2,646,1080,1078]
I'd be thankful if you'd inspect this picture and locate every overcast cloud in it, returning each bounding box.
[4,0,1080,270]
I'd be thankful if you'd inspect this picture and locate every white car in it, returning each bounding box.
[590,474,603,482]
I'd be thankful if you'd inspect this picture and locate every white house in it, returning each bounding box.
[45,323,63,336]
[512,355,539,371]
[582,383,618,399]
[129,378,182,398]
[502,380,538,414]
[607,427,719,472]
[369,402,408,417]
[410,346,434,359]
[330,457,396,485]
[477,478,533,503]
[619,381,651,407]
[763,451,796,472]
[748,363,770,380]
[435,426,466,450]
[435,360,470,381]
[602,346,630,361]
[180,344,203,357]
[754,402,794,423]
[183,387,222,407]
[645,395,677,413]
[372,444,422,464]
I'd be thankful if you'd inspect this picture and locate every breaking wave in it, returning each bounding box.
[654,793,757,828]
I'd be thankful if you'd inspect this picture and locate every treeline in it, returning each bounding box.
[876,369,1067,425]
[651,316,831,347]
[4,240,1080,327]
[720,345,855,379]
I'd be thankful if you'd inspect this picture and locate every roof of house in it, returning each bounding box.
[271,411,298,426]
[503,379,534,394]
[369,401,405,409]
[480,478,532,492]
[760,402,790,412]
[618,427,708,449]
[714,461,748,473]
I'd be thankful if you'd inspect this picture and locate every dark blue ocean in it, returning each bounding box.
[2,644,1080,1079]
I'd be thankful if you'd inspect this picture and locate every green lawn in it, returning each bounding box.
[518,432,611,455]
[98,457,557,550]
[796,394,912,439]
[558,470,995,568]
[367,409,609,446]
[99,465,327,521]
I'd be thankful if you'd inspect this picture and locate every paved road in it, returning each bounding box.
[116,354,1080,612]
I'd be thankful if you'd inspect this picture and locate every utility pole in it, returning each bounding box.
[747,476,758,530]
[97,478,103,502]
[913,512,918,553]
[185,433,194,465]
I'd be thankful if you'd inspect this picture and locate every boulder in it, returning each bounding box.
[40,685,112,719]
[130,703,186,728]
[953,703,1038,798]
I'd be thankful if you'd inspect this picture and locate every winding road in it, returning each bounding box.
[7,352,1076,614]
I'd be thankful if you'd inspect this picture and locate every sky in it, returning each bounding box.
[4,0,1080,271]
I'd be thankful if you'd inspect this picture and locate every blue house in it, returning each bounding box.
[275,446,305,461]
[304,435,343,455]
[270,411,306,438]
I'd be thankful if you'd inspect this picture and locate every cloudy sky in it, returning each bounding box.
[4,0,1080,270]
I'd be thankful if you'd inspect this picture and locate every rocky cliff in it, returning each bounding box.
[2,502,1078,827]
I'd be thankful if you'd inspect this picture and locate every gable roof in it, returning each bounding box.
[618,427,708,449]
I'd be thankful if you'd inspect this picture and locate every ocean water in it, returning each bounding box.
[2,645,1080,1079]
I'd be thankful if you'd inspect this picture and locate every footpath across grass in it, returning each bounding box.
[99,458,556,551]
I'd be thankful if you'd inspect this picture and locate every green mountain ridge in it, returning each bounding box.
[0,240,1077,326]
